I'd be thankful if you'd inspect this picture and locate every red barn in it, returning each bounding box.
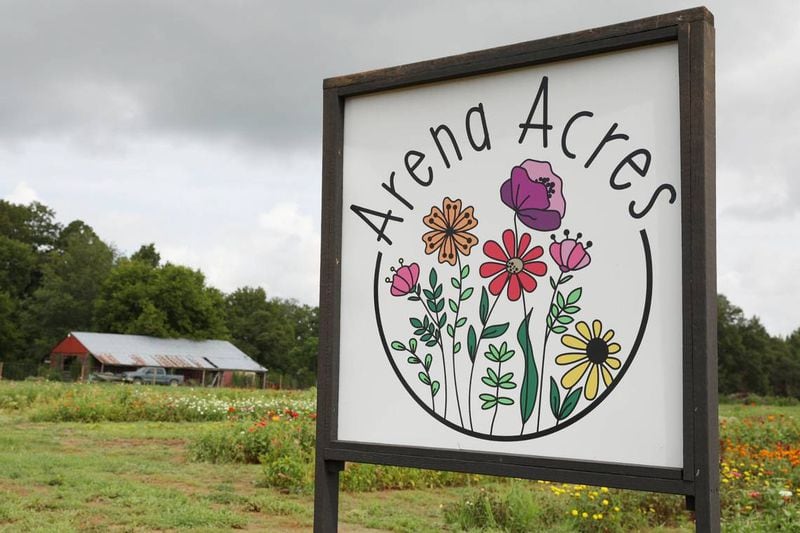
[50,331,267,387]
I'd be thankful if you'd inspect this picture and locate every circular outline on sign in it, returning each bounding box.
[373,228,653,441]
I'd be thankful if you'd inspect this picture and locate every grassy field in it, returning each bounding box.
[0,382,798,532]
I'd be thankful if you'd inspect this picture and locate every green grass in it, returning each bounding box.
[1,382,798,531]
[0,413,472,532]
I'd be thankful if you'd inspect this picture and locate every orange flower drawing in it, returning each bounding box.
[422,197,479,266]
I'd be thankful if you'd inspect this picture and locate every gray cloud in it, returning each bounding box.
[1,0,799,333]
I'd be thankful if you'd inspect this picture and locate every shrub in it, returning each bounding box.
[443,482,684,532]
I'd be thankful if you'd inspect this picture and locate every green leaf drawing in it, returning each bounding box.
[479,287,489,325]
[496,343,515,363]
[563,305,581,314]
[561,274,573,284]
[461,287,474,300]
[429,268,437,290]
[449,299,458,312]
[499,372,514,384]
[451,277,461,289]
[423,289,434,299]
[557,315,574,324]
[483,323,509,339]
[407,356,420,364]
[454,342,461,354]
[408,338,417,352]
[446,324,455,337]
[550,304,559,317]
[518,310,537,425]
[549,377,560,419]
[551,325,568,334]
[433,284,443,299]
[418,372,431,385]
[467,326,477,362]
[559,387,582,420]
[438,314,447,328]
[556,291,566,309]
[456,317,467,328]
[461,264,470,278]
[431,381,440,397]
[484,344,499,363]
[497,397,514,406]
[567,287,583,305]
[410,317,423,328]
[549,276,556,290]
[391,341,405,351]
[425,339,438,347]
[424,353,433,370]
[479,393,497,410]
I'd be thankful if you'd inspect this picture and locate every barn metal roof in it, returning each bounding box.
[66,332,267,372]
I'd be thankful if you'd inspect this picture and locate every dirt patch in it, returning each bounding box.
[103,438,186,448]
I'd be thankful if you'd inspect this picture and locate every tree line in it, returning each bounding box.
[2,199,800,394]
[0,200,317,386]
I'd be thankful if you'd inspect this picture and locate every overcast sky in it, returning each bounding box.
[1,1,798,336]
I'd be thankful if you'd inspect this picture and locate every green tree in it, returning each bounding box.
[0,236,38,297]
[130,243,160,268]
[224,288,293,370]
[0,200,61,251]
[93,260,228,339]
[22,221,115,357]
[224,289,319,386]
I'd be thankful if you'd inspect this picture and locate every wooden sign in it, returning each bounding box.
[316,7,718,531]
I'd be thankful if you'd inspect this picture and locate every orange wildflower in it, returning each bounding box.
[422,197,478,266]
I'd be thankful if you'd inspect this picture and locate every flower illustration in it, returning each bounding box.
[421,197,478,266]
[556,320,622,400]
[500,160,566,231]
[479,229,547,301]
[549,229,592,273]
[388,260,420,297]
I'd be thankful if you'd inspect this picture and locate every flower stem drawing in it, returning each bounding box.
[419,267,448,417]
[480,342,516,435]
[466,287,504,431]
[391,338,440,410]
[446,257,472,427]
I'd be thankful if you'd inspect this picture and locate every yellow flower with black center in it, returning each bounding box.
[556,320,622,400]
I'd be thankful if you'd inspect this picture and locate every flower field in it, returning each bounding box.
[0,380,315,422]
[1,382,799,531]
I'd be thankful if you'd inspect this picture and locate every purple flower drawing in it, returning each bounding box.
[500,159,566,231]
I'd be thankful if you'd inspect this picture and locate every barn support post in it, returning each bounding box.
[201,369,206,387]
[0,362,4,380]
[261,372,267,390]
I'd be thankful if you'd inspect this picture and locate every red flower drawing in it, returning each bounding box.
[479,229,547,301]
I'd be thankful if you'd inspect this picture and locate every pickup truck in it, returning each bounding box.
[122,367,184,386]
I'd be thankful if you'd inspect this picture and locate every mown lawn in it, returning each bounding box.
[0,413,479,532]
[1,382,799,531]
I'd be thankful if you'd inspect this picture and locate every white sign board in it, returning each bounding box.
[337,42,682,468]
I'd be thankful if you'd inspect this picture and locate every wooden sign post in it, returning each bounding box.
[316,7,717,531]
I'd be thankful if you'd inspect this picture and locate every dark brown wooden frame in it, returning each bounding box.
[315,7,717,531]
